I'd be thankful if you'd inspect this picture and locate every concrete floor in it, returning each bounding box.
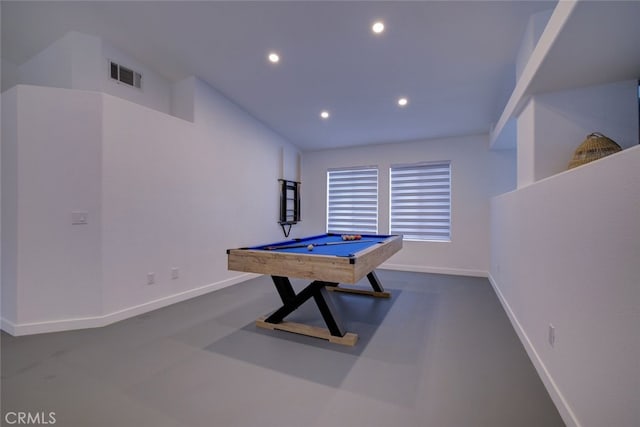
[1,271,564,427]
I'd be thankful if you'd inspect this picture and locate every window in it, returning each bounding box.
[327,168,378,234]
[390,162,451,241]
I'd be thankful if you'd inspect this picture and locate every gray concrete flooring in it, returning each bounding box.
[1,271,564,427]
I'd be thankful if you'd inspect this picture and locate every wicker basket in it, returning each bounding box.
[568,132,622,169]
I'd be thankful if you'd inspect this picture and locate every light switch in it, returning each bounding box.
[72,211,88,225]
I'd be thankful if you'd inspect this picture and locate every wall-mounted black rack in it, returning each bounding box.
[278,179,300,237]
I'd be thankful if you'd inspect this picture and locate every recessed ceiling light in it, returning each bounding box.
[320,110,330,119]
[398,97,408,107]
[372,21,385,34]
[268,52,280,63]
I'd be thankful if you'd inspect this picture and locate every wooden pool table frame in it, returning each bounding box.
[227,234,402,346]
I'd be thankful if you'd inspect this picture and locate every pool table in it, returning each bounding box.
[227,233,402,345]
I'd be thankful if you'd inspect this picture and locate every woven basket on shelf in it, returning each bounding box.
[568,132,622,169]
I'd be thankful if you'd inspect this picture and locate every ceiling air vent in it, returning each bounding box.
[110,61,142,89]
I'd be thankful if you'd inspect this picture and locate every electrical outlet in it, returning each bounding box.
[548,324,555,347]
[71,211,89,225]
[147,272,155,285]
[171,268,179,280]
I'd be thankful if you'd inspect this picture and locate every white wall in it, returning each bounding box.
[516,80,638,187]
[190,76,298,247]
[17,33,75,90]
[517,99,536,187]
[100,94,196,314]
[1,57,19,92]
[101,38,172,114]
[2,86,103,327]
[534,80,638,179]
[16,31,172,115]
[301,135,516,276]
[171,77,195,122]
[1,88,18,323]
[515,8,554,81]
[490,146,640,427]
[1,79,300,334]
[2,27,302,333]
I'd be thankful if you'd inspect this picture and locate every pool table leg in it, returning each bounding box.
[271,275,297,304]
[367,271,386,293]
[326,270,391,298]
[313,286,346,337]
[261,278,352,341]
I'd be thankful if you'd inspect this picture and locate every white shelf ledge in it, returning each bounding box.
[490,0,640,149]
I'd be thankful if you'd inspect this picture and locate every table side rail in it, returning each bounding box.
[228,249,357,283]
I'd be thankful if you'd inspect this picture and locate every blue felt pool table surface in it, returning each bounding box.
[250,233,393,257]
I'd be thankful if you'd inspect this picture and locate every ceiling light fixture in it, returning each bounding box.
[398,97,408,107]
[268,52,280,63]
[372,21,385,34]
[320,110,330,119]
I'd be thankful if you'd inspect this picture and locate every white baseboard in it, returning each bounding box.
[487,273,581,427]
[382,262,488,278]
[1,273,259,336]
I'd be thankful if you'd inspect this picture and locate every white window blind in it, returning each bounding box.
[327,168,378,234]
[390,162,451,241]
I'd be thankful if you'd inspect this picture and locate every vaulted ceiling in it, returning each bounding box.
[2,1,557,150]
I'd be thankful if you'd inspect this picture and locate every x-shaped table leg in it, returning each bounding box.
[265,276,346,337]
